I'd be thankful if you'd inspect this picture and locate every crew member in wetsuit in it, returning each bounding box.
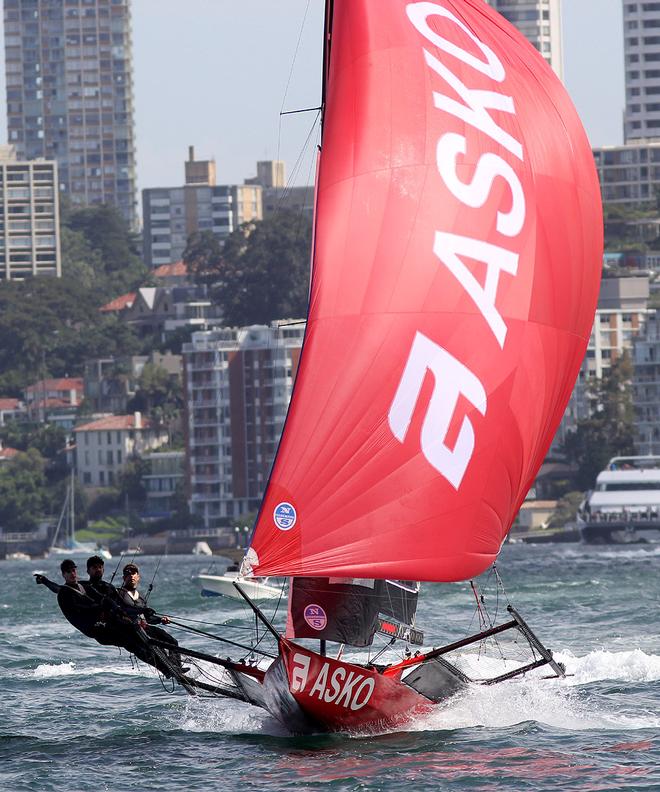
[36,555,129,613]
[54,559,105,639]
[37,559,182,678]
[84,555,129,607]
[116,563,185,673]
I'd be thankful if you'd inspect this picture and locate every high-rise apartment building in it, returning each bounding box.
[183,323,304,534]
[142,148,262,268]
[3,0,137,228]
[487,0,563,79]
[633,311,660,454]
[245,160,285,190]
[623,1,660,142]
[592,141,660,205]
[244,159,315,220]
[0,145,60,280]
[553,276,653,451]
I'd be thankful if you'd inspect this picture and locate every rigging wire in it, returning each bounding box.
[144,552,164,605]
[279,0,313,118]
[165,617,277,659]
[160,616,254,631]
[277,0,314,163]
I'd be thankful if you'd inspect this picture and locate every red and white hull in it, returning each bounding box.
[263,640,435,735]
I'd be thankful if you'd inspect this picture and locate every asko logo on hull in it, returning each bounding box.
[290,652,375,712]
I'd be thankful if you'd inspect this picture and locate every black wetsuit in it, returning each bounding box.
[116,587,182,671]
[56,582,103,638]
[45,578,176,677]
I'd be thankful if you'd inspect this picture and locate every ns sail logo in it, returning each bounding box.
[273,502,297,531]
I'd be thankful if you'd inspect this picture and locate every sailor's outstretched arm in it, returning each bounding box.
[34,574,61,594]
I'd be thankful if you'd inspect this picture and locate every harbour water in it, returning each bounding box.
[1,543,659,791]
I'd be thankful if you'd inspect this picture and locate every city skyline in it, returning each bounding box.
[0,1,625,200]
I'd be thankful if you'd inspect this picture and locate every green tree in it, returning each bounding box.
[562,353,635,490]
[216,209,313,325]
[547,491,584,528]
[0,421,66,460]
[60,202,147,298]
[0,449,48,531]
[183,230,223,287]
[118,458,148,509]
[127,363,182,440]
[0,275,144,395]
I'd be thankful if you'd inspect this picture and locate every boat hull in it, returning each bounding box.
[263,640,435,734]
[194,573,283,601]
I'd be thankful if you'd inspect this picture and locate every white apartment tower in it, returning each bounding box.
[623,1,660,142]
[0,146,60,280]
[142,148,262,268]
[488,0,563,79]
[183,323,304,535]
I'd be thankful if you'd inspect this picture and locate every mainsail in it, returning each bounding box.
[247,0,603,582]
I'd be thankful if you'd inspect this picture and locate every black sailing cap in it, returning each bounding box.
[60,559,77,573]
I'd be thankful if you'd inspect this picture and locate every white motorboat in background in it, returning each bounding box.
[579,455,660,543]
[193,565,283,601]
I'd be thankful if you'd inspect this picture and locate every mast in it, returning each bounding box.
[70,469,75,545]
[320,0,334,133]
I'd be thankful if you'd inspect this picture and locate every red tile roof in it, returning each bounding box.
[74,414,153,432]
[0,446,19,459]
[28,397,78,410]
[0,398,21,410]
[100,292,136,313]
[26,378,83,396]
[153,260,188,278]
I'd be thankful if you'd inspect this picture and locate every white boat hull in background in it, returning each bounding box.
[194,573,283,601]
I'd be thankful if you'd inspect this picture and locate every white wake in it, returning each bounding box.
[175,647,660,737]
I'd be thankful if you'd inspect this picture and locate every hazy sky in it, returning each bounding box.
[0,1,627,194]
[130,0,625,192]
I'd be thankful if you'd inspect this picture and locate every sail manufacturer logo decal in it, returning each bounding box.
[273,502,297,530]
[291,652,375,711]
[388,2,527,489]
[303,604,327,630]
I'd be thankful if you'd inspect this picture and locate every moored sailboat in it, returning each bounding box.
[48,472,111,560]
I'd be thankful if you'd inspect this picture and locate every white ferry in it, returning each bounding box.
[579,455,660,543]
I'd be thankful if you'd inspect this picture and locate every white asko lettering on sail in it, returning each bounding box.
[388,2,526,489]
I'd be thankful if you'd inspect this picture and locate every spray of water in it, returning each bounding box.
[173,647,660,737]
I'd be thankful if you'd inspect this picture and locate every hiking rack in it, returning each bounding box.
[383,604,566,684]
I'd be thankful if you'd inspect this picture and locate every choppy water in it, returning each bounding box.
[1,543,659,791]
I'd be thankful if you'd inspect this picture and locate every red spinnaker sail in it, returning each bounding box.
[248,0,603,581]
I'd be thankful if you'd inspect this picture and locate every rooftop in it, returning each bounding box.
[153,261,188,278]
[25,378,84,394]
[74,413,152,432]
[100,292,136,313]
